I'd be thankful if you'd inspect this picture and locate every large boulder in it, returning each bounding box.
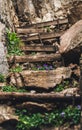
[59,20,82,53]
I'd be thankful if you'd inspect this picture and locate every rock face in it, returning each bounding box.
[0,0,18,29]
[0,22,8,75]
[0,0,81,26]
[0,0,18,75]
[0,0,82,27]
[12,0,82,24]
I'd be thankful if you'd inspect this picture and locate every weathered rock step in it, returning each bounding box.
[16,102,57,111]
[8,53,61,63]
[21,45,57,52]
[19,31,65,42]
[9,67,72,89]
[18,18,68,28]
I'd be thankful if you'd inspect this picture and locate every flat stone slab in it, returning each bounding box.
[9,67,72,89]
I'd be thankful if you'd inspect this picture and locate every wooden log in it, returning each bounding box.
[59,20,82,53]
[0,92,80,102]
[9,67,72,89]
[8,53,61,63]
[21,45,56,52]
[16,28,44,34]
[16,88,79,111]
[19,19,68,28]
[16,19,68,34]
[19,31,64,41]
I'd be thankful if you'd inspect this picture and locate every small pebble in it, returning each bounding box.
[65,93,72,97]
[30,90,36,94]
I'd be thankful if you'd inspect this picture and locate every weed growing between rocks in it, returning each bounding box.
[6,30,24,56]
[10,66,22,73]
[54,80,79,92]
[16,105,81,130]
[2,86,27,93]
[0,74,5,82]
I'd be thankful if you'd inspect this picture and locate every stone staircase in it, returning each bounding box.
[6,18,80,108]
[8,19,68,89]
[0,18,80,130]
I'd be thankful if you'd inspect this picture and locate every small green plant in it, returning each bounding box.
[2,85,17,92]
[0,74,5,82]
[44,26,51,32]
[54,80,70,92]
[46,26,51,32]
[16,106,81,130]
[54,84,64,92]
[6,30,23,55]
[10,66,22,73]
[63,80,69,86]
[31,52,37,55]
[31,64,54,71]
[2,86,27,92]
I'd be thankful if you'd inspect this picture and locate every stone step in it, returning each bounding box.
[9,67,72,89]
